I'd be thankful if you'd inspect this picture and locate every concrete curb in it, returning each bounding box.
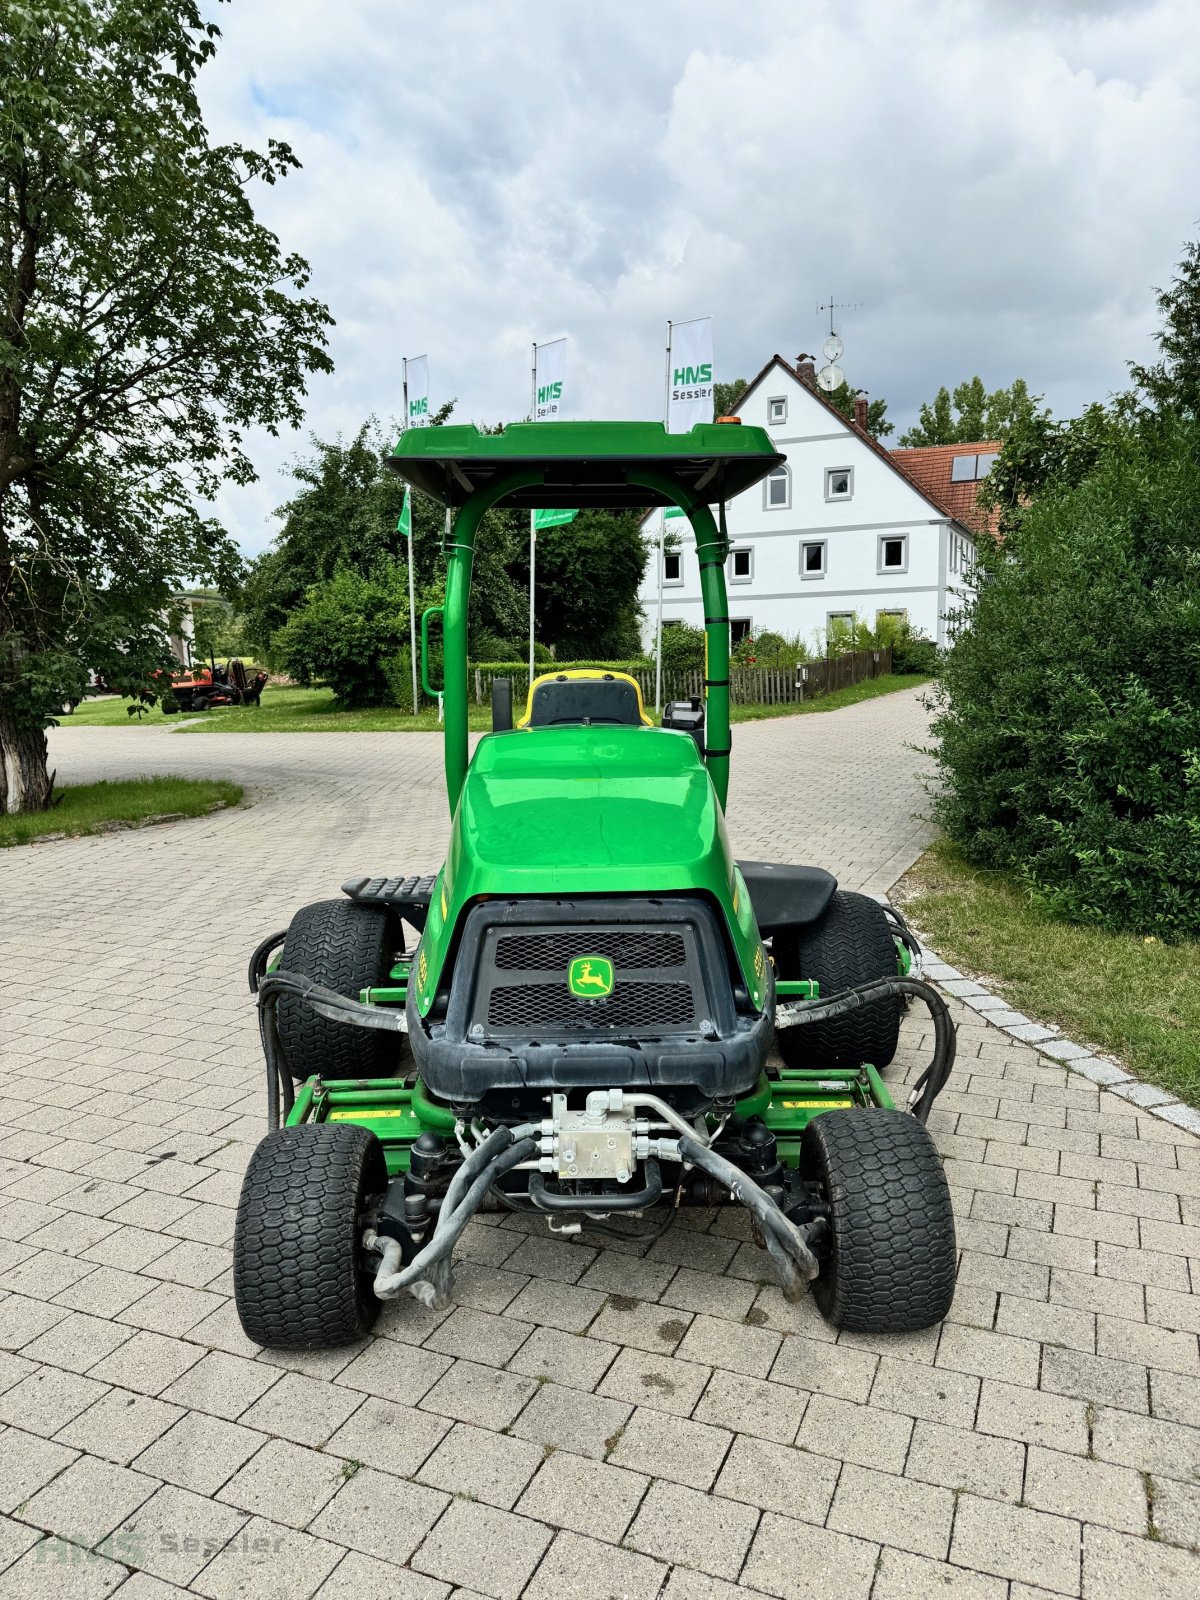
[919,949,1200,1135]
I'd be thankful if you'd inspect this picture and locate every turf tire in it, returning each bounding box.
[775,890,901,1070]
[801,1108,956,1332]
[234,1122,387,1348]
[277,898,402,1081]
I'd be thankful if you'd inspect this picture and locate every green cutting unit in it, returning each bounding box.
[233,419,957,1349]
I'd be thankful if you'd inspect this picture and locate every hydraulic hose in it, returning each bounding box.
[247,930,288,995]
[366,1124,539,1308]
[676,1134,820,1300]
[527,1160,663,1213]
[774,974,955,1124]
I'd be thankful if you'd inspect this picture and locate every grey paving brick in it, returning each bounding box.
[312,1550,451,1600]
[949,1494,1082,1594]
[0,1537,128,1599]
[424,1306,532,1369]
[975,1378,1089,1454]
[906,1420,1024,1503]
[323,1396,449,1480]
[625,1478,758,1580]
[86,1329,202,1396]
[132,1409,264,1494]
[507,1381,631,1460]
[188,1513,343,1600]
[674,1311,780,1378]
[157,1349,280,1420]
[412,1499,552,1600]
[827,1461,955,1559]
[240,1371,363,1447]
[588,1294,692,1354]
[768,1331,878,1401]
[658,1266,758,1321]
[523,1528,666,1600]
[596,1345,711,1417]
[1039,1345,1150,1415]
[334,1335,450,1404]
[742,1511,879,1600]
[0,1366,108,1438]
[309,1466,448,1563]
[416,1358,536,1432]
[714,1433,839,1523]
[868,1355,980,1429]
[607,1406,733,1490]
[54,1386,184,1465]
[872,1548,1007,1600]
[1090,1407,1200,1480]
[505,1326,618,1392]
[114,1481,248,1585]
[935,1322,1041,1388]
[500,1276,607,1334]
[1023,1443,1147,1534]
[515,1448,649,1540]
[415,1420,544,1509]
[1082,1521,1199,1599]
[795,1392,912,1473]
[216,1436,345,1528]
[0,1426,78,1513]
[693,1367,808,1444]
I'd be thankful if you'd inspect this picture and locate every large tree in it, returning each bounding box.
[1,0,332,810]
[898,377,1048,446]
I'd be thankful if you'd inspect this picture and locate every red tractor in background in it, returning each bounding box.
[165,657,268,714]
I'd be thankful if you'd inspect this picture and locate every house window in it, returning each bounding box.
[800,541,826,579]
[663,551,682,585]
[730,618,752,645]
[764,465,790,509]
[950,452,1000,483]
[729,547,753,583]
[950,532,975,575]
[767,396,787,425]
[877,608,908,625]
[878,534,908,574]
[825,466,853,501]
[662,618,683,631]
[827,611,856,641]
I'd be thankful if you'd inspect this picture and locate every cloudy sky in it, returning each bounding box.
[197,0,1200,555]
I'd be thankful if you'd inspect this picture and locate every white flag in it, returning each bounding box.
[405,355,430,428]
[666,317,714,433]
[533,338,567,421]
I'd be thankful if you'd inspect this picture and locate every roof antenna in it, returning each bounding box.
[815,295,860,393]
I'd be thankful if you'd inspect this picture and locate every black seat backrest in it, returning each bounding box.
[528,675,642,728]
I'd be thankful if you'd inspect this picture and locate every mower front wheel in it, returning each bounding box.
[801,1108,956,1333]
[233,1123,387,1349]
[774,890,901,1070]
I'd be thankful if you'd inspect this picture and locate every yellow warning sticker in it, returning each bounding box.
[781,1099,854,1110]
[328,1109,411,1121]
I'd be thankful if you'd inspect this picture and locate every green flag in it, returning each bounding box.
[534,506,578,530]
[664,505,686,519]
[397,488,412,538]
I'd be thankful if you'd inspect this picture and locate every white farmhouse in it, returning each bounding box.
[640,354,991,652]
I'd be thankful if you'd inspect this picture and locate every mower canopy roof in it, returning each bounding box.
[385,419,785,510]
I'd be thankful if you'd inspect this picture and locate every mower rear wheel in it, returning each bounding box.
[801,1108,956,1332]
[234,1123,386,1348]
[774,890,901,1070]
[277,898,401,1081]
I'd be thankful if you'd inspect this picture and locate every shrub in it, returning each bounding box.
[890,624,939,675]
[659,624,705,673]
[931,416,1200,939]
[274,567,410,708]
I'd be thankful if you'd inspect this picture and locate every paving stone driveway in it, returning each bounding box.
[0,686,1195,1599]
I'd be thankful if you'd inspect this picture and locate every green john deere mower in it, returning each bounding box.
[233,419,957,1349]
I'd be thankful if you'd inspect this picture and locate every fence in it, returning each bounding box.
[470,648,892,708]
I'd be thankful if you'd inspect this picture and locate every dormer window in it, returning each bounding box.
[767,396,787,426]
[825,467,853,501]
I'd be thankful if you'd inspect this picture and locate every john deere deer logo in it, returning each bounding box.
[567,955,614,999]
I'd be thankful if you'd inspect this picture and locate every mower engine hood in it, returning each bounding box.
[409,725,768,1016]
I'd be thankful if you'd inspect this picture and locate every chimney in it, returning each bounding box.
[853,393,870,434]
[795,354,816,388]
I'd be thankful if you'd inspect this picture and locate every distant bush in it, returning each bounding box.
[659,624,705,673]
[890,624,940,675]
[932,416,1200,939]
[275,567,409,708]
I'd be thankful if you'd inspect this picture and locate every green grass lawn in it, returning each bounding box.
[0,776,243,847]
[899,839,1200,1108]
[53,672,929,735]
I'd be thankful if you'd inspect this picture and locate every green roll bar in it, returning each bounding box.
[420,606,444,698]
[436,466,732,817]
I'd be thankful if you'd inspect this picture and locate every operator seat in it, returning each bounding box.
[525,673,647,729]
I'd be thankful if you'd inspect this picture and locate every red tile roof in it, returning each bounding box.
[889,444,1002,536]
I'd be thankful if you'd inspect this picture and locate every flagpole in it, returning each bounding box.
[529,341,537,690]
[656,321,672,711]
[655,513,665,714]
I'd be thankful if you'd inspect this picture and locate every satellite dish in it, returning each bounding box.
[822,334,844,362]
[817,363,845,392]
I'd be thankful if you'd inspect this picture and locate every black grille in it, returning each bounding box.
[494,930,686,972]
[488,981,695,1031]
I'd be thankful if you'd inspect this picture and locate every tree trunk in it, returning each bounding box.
[0,713,52,814]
